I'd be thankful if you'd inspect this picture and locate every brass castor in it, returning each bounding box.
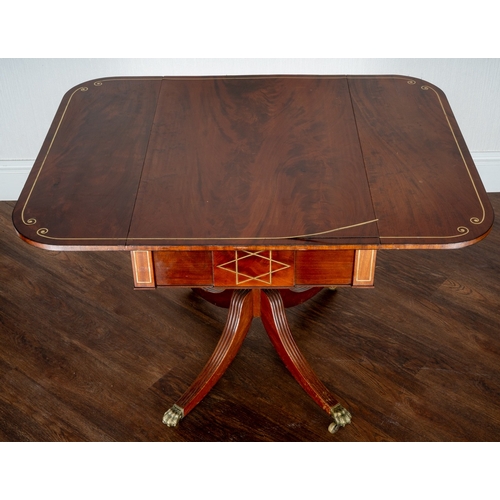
[162,404,184,427]
[328,404,351,434]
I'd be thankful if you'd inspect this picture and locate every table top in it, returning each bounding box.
[13,75,494,251]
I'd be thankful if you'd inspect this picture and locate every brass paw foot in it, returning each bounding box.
[162,404,184,427]
[328,404,352,434]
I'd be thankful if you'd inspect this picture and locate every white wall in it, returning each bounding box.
[1,58,500,199]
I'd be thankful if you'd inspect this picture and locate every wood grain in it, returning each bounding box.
[348,76,493,248]
[127,76,378,247]
[15,75,494,251]
[12,78,162,249]
[261,289,341,414]
[153,250,212,286]
[295,250,354,285]
[171,289,254,417]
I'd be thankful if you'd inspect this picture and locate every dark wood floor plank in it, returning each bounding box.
[0,368,115,441]
[1,196,500,441]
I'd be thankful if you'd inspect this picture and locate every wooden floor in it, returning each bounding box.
[1,196,500,442]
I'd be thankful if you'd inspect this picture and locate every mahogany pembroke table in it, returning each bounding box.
[13,75,494,434]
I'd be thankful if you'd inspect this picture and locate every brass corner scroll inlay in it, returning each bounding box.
[371,77,487,241]
[419,83,486,230]
[20,83,127,239]
[217,250,291,285]
[18,75,378,245]
[19,78,160,242]
[20,76,488,246]
[21,85,90,230]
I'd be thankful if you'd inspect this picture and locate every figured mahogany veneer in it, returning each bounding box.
[295,250,355,286]
[12,75,494,433]
[145,249,361,288]
[13,75,493,251]
[153,251,213,287]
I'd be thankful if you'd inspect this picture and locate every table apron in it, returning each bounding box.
[131,249,377,289]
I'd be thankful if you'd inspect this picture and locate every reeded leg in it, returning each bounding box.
[261,289,351,433]
[163,289,254,426]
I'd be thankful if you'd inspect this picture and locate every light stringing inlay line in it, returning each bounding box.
[216,250,291,285]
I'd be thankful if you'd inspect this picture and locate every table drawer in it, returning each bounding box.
[153,251,213,286]
[295,250,355,285]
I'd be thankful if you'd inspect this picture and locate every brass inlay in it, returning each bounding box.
[420,84,486,227]
[354,249,376,283]
[123,218,380,242]
[20,76,487,244]
[132,250,153,284]
[21,85,88,227]
[20,78,161,232]
[217,250,291,285]
[28,222,379,242]
[376,78,486,240]
[21,78,377,243]
[28,219,379,242]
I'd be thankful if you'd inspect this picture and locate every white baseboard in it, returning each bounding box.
[0,161,34,201]
[470,152,500,193]
[1,153,500,201]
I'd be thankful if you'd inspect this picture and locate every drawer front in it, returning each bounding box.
[213,250,294,287]
[133,249,373,289]
[153,251,213,286]
[295,250,355,285]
